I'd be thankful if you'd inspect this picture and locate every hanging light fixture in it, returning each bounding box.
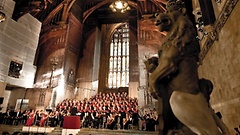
[109,0,131,13]
[0,0,6,23]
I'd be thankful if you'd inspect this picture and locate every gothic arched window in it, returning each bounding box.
[108,23,129,88]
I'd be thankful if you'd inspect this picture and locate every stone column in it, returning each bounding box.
[0,82,6,112]
[49,57,58,109]
[0,82,6,97]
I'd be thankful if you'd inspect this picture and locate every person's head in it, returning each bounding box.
[199,78,213,102]
[12,132,22,135]
[2,131,10,135]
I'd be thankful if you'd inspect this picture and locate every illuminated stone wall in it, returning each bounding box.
[0,0,41,88]
[198,1,240,134]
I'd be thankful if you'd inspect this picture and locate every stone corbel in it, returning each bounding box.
[204,24,218,41]
[215,0,222,5]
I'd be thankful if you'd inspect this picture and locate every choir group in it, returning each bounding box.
[0,92,158,131]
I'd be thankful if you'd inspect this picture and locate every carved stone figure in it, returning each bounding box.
[144,0,230,135]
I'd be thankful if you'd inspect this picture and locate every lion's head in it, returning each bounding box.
[154,1,200,62]
[155,13,173,32]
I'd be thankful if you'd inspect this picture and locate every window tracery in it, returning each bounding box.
[108,24,129,88]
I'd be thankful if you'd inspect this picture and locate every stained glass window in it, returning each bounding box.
[108,24,129,88]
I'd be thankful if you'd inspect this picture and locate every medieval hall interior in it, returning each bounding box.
[0,0,239,134]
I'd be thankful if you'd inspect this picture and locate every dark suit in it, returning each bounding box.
[13,111,23,125]
[70,107,77,116]
[4,110,13,125]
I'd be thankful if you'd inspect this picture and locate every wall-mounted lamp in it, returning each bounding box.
[109,0,131,13]
[0,0,6,22]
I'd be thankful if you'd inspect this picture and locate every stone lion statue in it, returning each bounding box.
[144,0,230,135]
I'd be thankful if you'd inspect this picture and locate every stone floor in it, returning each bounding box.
[79,128,158,135]
[0,124,158,135]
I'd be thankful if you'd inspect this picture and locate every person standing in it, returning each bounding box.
[13,109,23,125]
[26,110,35,126]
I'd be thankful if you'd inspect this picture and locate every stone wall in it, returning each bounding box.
[76,28,96,100]
[137,45,158,108]
[0,0,41,88]
[0,0,41,111]
[198,1,240,134]
[0,0,41,87]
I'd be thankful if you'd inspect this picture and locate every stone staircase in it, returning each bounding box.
[0,124,23,134]
[50,126,62,135]
[0,124,157,135]
[78,128,157,135]
[0,124,60,135]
